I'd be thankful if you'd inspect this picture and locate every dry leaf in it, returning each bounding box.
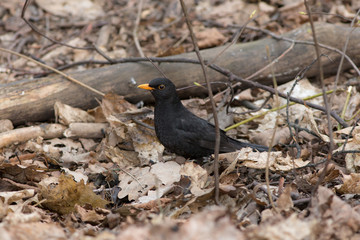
[336,173,360,194]
[334,127,360,172]
[0,119,13,133]
[100,93,137,118]
[311,186,360,239]
[117,167,156,201]
[35,0,104,20]
[180,162,211,196]
[138,185,174,204]
[40,174,108,214]
[0,189,35,205]
[276,185,294,211]
[75,205,106,224]
[0,223,66,240]
[150,161,181,185]
[246,213,315,240]
[196,28,227,48]
[219,148,309,171]
[54,101,95,125]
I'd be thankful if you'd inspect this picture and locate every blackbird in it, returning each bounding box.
[138,78,269,158]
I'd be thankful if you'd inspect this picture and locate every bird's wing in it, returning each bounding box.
[175,114,237,152]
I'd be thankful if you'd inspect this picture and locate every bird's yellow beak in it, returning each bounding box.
[137,84,154,90]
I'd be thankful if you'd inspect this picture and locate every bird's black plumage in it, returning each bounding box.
[138,78,268,158]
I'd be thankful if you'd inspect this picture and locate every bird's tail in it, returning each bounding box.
[228,138,270,152]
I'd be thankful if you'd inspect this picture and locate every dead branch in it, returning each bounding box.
[63,123,108,139]
[0,124,66,148]
[0,23,359,125]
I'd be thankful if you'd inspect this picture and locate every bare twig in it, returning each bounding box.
[2,178,38,190]
[341,118,360,152]
[133,0,145,57]
[245,25,360,77]
[148,16,183,36]
[145,56,168,79]
[205,21,360,77]
[4,59,348,128]
[209,64,348,128]
[210,11,257,64]
[229,95,272,115]
[120,168,145,190]
[245,41,295,81]
[91,43,115,63]
[304,0,334,199]
[265,46,278,211]
[330,9,360,109]
[286,78,302,159]
[210,40,295,113]
[0,47,105,96]
[22,0,93,50]
[179,0,220,205]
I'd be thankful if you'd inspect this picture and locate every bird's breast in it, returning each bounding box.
[154,104,182,150]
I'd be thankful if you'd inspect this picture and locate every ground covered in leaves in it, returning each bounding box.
[1,0,360,239]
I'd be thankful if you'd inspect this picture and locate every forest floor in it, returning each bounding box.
[0,0,360,239]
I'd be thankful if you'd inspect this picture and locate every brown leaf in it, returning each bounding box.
[195,28,227,49]
[117,167,156,201]
[54,101,95,125]
[101,93,137,119]
[311,186,360,239]
[337,173,360,194]
[40,174,108,214]
[276,185,294,212]
[0,222,66,240]
[75,205,106,224]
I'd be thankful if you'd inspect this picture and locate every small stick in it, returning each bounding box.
[133,0,145,57]
[0,47,105,97]
[179,0,221,205]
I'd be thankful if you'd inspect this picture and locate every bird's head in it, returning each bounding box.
[138,78,178,101]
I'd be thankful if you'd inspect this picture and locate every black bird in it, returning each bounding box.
[138,78,269,158]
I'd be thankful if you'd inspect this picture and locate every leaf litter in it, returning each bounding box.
[1,0,360,239]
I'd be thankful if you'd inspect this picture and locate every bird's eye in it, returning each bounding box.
[158,84,165,90]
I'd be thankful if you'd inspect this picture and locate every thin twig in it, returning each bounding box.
[91,43,115,63]
[247,25,360,77]
[132,119,155,130]
[229,95,272,115]
[209,63,348,128]
[339,86,352,130]
[9,54,347,127]
[211,22,360,77]
[0,47,105,96]
[179,0,221,205]
[304,0,334,200]
[148,16,183,36]
[330,9,360,110]
[246,41,295,81]
[2,178,38,190]
[210,10,257,64]
[341,117,360,152]
[265,45,278,211]
[302,11,358,22]
[21,0,93,50]
[119,168,145,190]
[145,56,168,79]
[286,78,302,159]
[211,40,295,110]
[133,0,145,57]
[224,89,335,131]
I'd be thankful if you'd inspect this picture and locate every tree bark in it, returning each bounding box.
[1,22,359,125]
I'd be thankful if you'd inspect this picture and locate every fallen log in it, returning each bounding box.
[0,123,109,148]
[0,124,66,148]
[0,22,359,125]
